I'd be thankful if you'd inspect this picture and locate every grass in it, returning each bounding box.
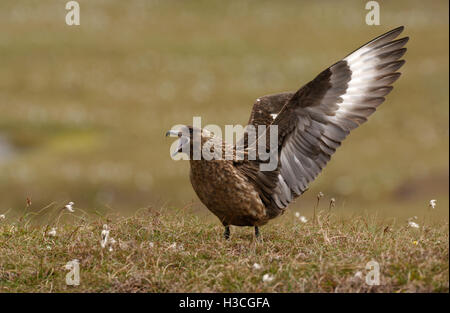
[0,204,448,292]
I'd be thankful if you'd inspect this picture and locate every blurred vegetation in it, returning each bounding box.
[0,208,448,292]
[0,0,448,221]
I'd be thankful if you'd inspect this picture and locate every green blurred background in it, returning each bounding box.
[0,0,448,221]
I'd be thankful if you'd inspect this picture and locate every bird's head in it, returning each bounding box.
[165,125,216,158]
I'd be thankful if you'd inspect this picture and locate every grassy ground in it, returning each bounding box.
[0,204,447,292]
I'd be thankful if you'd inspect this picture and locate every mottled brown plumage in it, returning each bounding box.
[167,27,408,239]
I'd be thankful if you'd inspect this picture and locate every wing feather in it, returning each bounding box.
[239,26,408,214]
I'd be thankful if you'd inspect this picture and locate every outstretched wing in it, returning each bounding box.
[237,92,293,149]
[247,92,294,128]
[241,26,408,214]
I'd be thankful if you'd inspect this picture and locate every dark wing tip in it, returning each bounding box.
[386,26,405,37]
[400,36,410,45]
[344,27,407,60]
[366,26,406,48]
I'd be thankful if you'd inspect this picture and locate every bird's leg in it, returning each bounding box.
[224,226,230,240]
[255,226,260,239]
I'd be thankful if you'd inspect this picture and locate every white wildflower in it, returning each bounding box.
[167,242,184,251]
[294,212,307,223]
[429,199,437,209]
[168,243,177,250]
[262,274,274,282]
[101,224,110,248]
[408,221,420,229]
[46,245,52,250]
[64,201,75,213]
[253,263,262,270]
[149,242,154,248]
[354,271,363,279]
[0,214,5,220]
[48,227,57,237]
[330,198,336,208]
[100,228,115,251]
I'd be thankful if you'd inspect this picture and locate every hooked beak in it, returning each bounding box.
[166,129,188,157]
[165,130,181,138]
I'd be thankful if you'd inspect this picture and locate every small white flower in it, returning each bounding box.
[294,212,307,223]
[354,271,363,279]
[108,246,113,252]
[330,198,336,208]
[299,216,308,223]
[64,201,75,213]
[168,243,177,249]
[149,242,154,248]
[270,113,277,120]
[46,245,52,250]
[408,221,420,229]
[253,263,262,270]
[429,199,437,209]
[262,274,274,282]
[48,227,57,237]
[101,225,110,248]
[0,214,5,220]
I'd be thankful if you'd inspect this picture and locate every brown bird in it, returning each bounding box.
[166,27,408,239]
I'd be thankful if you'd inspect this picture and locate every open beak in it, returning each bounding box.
[166,129,188,157]
[165,130,181,138]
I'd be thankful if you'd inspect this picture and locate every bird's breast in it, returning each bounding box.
[189,160,268,226]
